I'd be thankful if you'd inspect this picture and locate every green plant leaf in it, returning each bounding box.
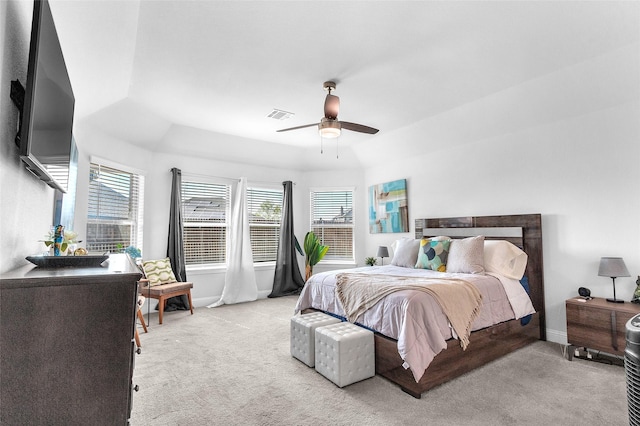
[294,236,304,256]
[304,231,329,267]
[303,232,316,258]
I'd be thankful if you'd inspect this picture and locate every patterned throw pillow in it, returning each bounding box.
[142,258,177,286]
[415,238,451,272]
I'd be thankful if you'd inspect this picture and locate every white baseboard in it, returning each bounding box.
[192,296,218,308]
[546,328,567,345]
[192,291,272,309]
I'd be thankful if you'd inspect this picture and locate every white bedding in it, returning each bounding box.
[294,265,535,382]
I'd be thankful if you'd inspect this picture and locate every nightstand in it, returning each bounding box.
[566,296,640,360]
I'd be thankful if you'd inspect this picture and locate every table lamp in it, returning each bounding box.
[377,246,389,266]
[598,257,630,303]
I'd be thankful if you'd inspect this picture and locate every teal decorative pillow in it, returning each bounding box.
[415,238,451,272]
[142,258,177,286]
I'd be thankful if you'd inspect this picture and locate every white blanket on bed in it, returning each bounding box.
[336,273,482,350]
[294,265,535,382]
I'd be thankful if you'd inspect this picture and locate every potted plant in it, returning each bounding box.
[303,231,329,281]
[42,226,80,256]
[365,257,377,266]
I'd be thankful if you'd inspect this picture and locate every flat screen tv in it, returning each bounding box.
[18,0,74,193]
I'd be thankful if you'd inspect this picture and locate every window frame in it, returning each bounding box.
[247,184,284,263]
[85,159,145,255]
[181,174,233,268]
[309,186,355,263]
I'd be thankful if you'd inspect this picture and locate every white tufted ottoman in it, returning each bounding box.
[314,322,375,387]
[290,312,341,367]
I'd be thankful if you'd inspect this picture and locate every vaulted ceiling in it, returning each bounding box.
[50,1,640,170]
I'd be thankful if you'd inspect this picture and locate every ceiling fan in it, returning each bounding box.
[276,81,379,138]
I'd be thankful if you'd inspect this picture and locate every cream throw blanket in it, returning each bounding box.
[336,273,483,350]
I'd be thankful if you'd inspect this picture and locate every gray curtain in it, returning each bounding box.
[165,167,190,311]
[269,181,305,297]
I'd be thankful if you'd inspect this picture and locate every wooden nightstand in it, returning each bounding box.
[566,296,640,360]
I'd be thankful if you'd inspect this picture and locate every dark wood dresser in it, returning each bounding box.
[0,254,142,425]
[566,296,640,358]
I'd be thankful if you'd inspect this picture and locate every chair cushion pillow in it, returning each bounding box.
[142,258,178,286]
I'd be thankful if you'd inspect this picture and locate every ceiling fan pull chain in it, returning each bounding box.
[320,135,324,154]
[336,138,339,159]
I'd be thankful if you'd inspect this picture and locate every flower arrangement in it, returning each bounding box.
[42,226,81,255]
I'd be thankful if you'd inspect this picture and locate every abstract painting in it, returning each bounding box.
[368,179,409,233]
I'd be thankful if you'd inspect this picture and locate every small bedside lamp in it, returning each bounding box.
[598,257,630,303]
[377,246,389,266]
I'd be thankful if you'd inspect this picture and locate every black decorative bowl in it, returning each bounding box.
[26,255,109,268]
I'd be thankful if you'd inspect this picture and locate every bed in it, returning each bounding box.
[295,214,545,398]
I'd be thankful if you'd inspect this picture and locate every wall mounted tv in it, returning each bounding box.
[18,0,75,193]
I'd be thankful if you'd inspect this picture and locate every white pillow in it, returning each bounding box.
[391,238,420,268]
[446,235,485,274]
[484,240,528,279]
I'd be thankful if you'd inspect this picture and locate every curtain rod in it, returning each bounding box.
[172,169,295,186]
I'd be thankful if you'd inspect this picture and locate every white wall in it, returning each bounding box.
[0,0,60,274]
[361,49,640,343]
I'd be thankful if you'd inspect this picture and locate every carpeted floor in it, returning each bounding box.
[130,296,629,425]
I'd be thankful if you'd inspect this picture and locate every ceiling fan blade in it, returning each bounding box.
[324,94,340,120]
[276,123,318,132]
[339,121,379,134]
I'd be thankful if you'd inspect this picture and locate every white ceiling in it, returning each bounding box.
[50,1,640,167]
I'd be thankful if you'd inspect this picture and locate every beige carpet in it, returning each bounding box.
[131,296,629,425]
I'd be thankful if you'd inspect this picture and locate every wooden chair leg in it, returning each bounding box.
[151,291,193,324]
[158,296,165,325]
[134,329,141,347]
[137,308,148,333]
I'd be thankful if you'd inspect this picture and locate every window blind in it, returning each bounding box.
[310,189,354,260]
[86,163,144,254]
[181,180,230,265]
[247,187,283,262]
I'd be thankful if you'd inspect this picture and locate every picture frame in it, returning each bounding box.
[368,179,409,233]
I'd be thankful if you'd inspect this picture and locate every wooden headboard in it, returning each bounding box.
[415,214,545,340]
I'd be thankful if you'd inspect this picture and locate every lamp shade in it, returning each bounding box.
[319,120,341,138]
[377,246,389,258]
[598,257,630,278]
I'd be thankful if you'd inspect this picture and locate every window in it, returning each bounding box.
[86,163,144,254]
[310,188,354,261]
[181,179,230,266]
[247,187,283,262]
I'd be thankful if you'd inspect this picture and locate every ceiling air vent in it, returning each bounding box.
[267,109,294,120]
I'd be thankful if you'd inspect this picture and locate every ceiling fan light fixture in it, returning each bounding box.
[276,81,378,137]
[318,119,341,139]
